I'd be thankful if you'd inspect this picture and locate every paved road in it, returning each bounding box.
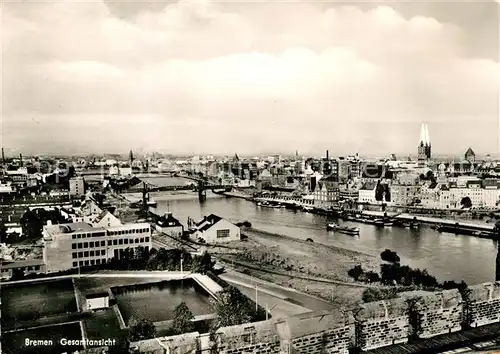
[220,269,337,317]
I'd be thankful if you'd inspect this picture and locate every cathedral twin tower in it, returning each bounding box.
[418,122,432,160]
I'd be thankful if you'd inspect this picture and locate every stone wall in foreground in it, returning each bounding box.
[130,281,500,354]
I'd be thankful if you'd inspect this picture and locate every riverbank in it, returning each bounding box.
[208,226,382,308]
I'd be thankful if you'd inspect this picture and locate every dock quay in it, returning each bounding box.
[340,210,497,238]
[359,211,494,231]
[222,194,498,238]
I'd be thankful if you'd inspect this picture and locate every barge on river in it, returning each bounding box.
[326,223,360,235]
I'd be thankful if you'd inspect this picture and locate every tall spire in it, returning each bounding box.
[419,122,426,145]
[424,123,430,146]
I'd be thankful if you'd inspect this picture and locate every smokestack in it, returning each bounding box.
[326,150,329,160]
[1,147,4,165]
[19,153,23,167]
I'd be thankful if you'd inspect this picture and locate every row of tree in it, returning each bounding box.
[128,286,264,343]
[348,249,467,292]
[10,247,219,281]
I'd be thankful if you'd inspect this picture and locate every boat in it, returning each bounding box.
[384,221,394,227]
[146,200,157,207]
[259,201,282,209]
[326,223,360,235]
[302,206,314,212]
[410,222,420,229]
[474,231,492,238]
[373,219,385,227]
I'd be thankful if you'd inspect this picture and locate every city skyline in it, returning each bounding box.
[2,0,500,156]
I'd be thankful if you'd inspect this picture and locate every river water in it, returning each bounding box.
[146,177,497,285]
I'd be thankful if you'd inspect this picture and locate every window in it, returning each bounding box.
[124,239,129,245]
[113,240,117,245]
[78,252,83,257]
[84,251,89,257]
[140,238,144,243]
[108,240,112,246]
[84,242,88,248]
[79,261,84,266]
[90,251,95,257]
[96,259,101,265]
[73,262,77,267]
[34,265,40,271]
[85,260,90,266]
[101,250,106,256]
[77,234,82,239]
[72,235,76,239]
[217,229,230,238]
[119,239,123,245]
[72,244,76,249]
[101,241,105,247]
[145,237,150,242]
[90,259,95,265]
[90,242,94,248]
[72,252,77,259]
[135,239,139,244]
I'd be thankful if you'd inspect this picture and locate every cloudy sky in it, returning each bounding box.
[2,0,499,156]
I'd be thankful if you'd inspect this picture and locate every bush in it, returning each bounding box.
[380,249,400,263]
[347,265,364,281]
[362,288,399,303]
[364,271,381,283]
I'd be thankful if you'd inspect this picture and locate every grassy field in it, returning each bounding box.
[1,279,77,329]
[1,322,83,354]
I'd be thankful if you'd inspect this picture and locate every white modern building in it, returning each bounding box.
[42,221,152,273]
[192,214,240,244]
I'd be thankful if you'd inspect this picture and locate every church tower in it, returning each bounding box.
[417,122,431,160]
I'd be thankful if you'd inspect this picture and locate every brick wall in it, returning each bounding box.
[412,289,463,338]
[468,282,500,327]
[131,281,500,354]
[216,320,281,354]
[355,298,410,350]
[291,326,350,354]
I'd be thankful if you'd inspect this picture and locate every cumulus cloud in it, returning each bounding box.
[2,0,499,155]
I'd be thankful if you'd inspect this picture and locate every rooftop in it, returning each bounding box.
[44,222,98,235]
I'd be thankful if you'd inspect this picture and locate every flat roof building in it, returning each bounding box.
[43,221,151,273]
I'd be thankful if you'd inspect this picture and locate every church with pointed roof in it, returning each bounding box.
[465,147,476,162]
[418,122,432,161]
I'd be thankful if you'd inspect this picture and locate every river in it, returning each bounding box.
[145,177,497,285]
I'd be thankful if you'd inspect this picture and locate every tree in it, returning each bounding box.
[461,196,472,209]
[347,265,364,281]
[0,222,7,243]
[171,302,195,335]
[20,210,43,241]
[212,286,254,329]
[380,249,400,263]
[128,318,157,342]
[192,252,215,274]
[375,182,384,201]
